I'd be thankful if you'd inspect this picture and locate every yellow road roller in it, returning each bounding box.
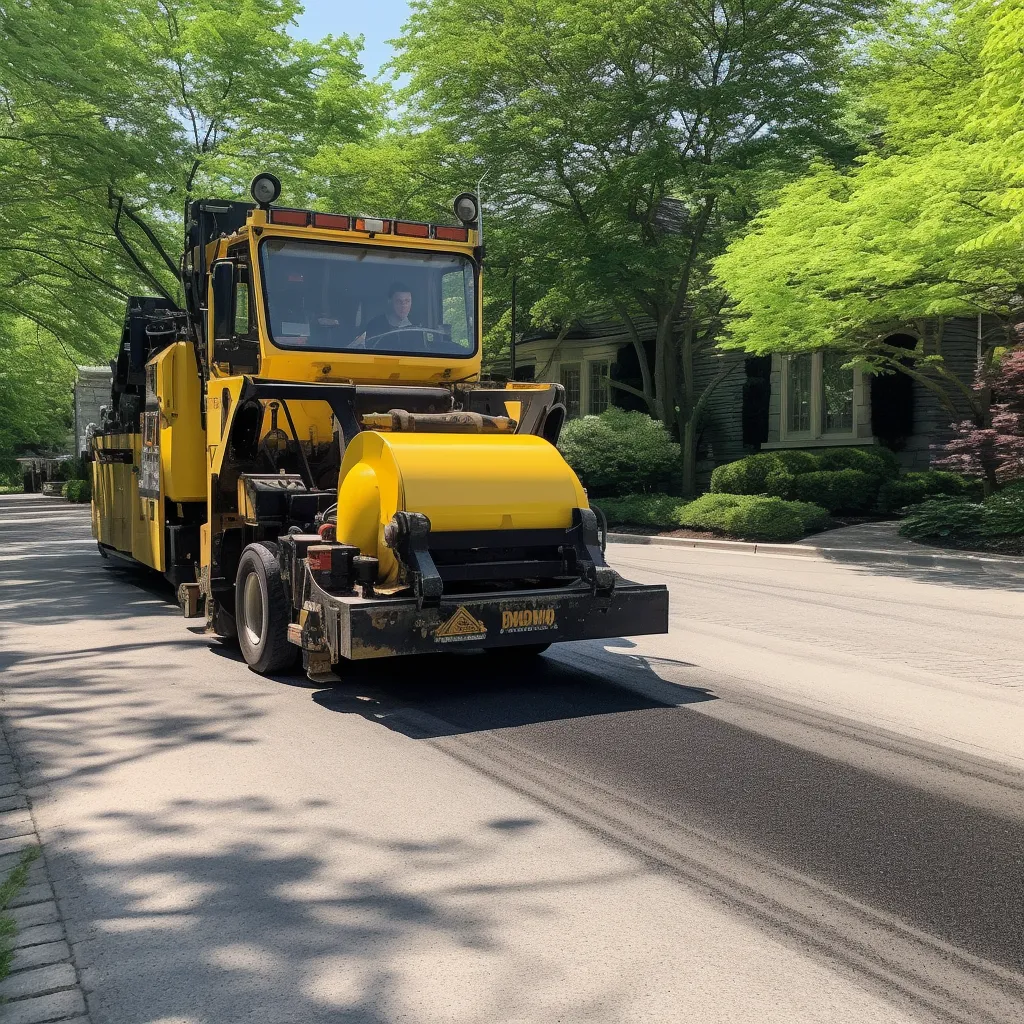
[91,174,669,676]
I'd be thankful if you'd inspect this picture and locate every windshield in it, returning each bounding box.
[260,238,476,357]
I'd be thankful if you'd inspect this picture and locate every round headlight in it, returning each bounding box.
[250,173,282,207]
[453,192,479,225]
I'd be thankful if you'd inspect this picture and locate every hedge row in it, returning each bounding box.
[596,492,829,542]
[63,479,91,503]
[710,449,979,515]
[597,494,685,529]
[712,446,897,505]
[876,471,982,513]
[684,494,828,540]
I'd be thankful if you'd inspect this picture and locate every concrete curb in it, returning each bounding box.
[0,718,90,1023]
[607,531,1024,575]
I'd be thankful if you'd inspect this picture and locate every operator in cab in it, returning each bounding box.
[353,282,418,348]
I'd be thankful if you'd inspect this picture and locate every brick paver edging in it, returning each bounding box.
[608,532,1024,576]
[0,717,89,1024]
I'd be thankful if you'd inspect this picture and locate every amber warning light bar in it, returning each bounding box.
[266,208,469,242]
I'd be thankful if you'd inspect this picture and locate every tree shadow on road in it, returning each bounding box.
[49,797,636,1024]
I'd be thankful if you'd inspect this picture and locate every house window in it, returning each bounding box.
[560,363,581,418]
[779,351,861,444]
[822,350,854,433]
[787,353,812,434]
[588,360,610,415]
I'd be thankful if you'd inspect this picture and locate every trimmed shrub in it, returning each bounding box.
[559,409,680,497]
[721,500,806,542]
[679,493,827,537]
[877,471,983,514]
[596,494,684,529]
[710,453,792,497]
[899,497,982,540]
[709,450,826,499]
[63,479,91,503]
[791,469,877,513]
[784,500,830,534]
[817,446,899,481]
[770,450,822,476]
[678,493,748,530]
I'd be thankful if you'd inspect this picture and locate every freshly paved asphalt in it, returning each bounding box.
[1,492,1022,1023]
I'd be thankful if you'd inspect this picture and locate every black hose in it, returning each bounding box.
[278,400,316,491]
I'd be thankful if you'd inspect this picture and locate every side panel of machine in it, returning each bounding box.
[157,343,206,503]
[92,433,139,556]
[92,430,163,571]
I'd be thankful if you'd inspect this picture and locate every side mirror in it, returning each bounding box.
[211,261,235,343]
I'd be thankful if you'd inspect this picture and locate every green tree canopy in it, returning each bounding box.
[391,0,879,492]
[714,0,1024,421]
[0,0,378,459]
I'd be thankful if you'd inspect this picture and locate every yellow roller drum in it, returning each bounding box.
[334,431,589,584]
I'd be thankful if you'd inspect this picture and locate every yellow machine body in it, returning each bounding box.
[91,341,205,571]
[335,432,589,585]
[83,187,676,679]
[207,208,483,390]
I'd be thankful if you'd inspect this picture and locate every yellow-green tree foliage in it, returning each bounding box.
[715,1,1024,419]
[0,0,377,460]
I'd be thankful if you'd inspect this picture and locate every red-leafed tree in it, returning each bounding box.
[935,349,1024,495]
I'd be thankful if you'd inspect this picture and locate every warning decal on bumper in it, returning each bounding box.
[433,606,487,644]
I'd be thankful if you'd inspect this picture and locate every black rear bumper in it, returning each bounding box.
[296,576,669,661]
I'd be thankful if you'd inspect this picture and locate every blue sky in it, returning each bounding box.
[293,0,412,77]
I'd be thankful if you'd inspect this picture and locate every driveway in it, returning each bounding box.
[1,493,1022,1024]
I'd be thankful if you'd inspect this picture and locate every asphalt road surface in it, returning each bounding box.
[1,492,1022,1024]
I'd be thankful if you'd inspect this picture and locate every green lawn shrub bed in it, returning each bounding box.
[900,485,1024,545]
[62,479,91,503]
[709,447,899,513]
[559,409,680,497]
[597,492,828,542]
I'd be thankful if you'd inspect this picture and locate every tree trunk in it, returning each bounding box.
[613,304,659,418]
[653,313,671,426]
[677,324,696,496]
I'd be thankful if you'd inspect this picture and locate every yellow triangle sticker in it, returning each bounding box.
[434,606,487,642]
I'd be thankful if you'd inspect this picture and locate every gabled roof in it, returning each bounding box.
[521,314,657,347]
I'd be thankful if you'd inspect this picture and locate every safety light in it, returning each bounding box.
[354,218,390,234]
[453,192,479,225]
[394,221,430,238]
[269,209,309,226]
[313,213,350,230]
[434,225,470,242]
[250,172,282,208]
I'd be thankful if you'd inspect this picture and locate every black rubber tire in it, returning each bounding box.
[235,542,298,674]
[486,643,551,658]
[97,542,109,560]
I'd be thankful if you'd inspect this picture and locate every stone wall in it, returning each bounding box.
[73,366,112,457]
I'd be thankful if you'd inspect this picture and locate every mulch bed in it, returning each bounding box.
[607,525,719,540]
